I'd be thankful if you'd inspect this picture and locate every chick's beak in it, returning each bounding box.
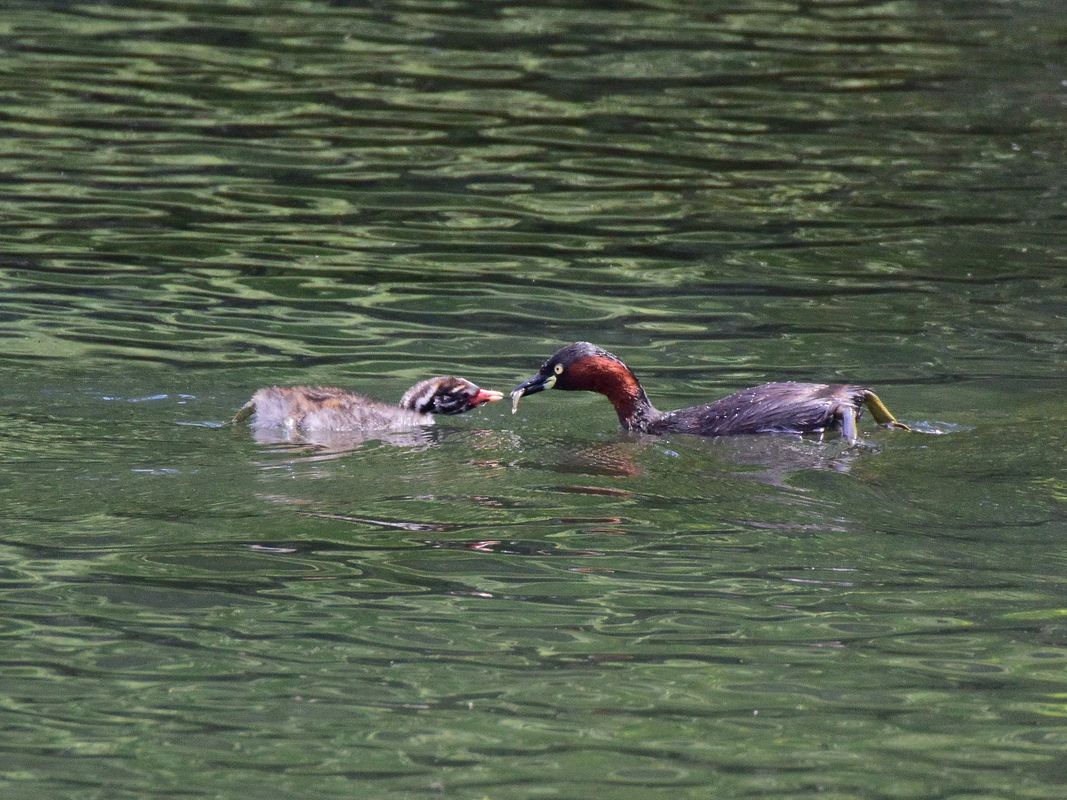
[509,372,556,414]
[470,387,505,408]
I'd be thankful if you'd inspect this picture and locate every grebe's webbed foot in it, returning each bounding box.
[231,401,255,425]
[863,391,911,431]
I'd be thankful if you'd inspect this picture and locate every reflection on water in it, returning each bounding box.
[247,420,438,452]
[1,0,1066,798]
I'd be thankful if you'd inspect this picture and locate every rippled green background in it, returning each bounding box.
[2,1,1066,798]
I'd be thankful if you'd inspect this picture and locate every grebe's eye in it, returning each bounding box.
[553,364,564,375]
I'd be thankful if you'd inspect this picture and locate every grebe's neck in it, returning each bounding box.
[579,359,661,432]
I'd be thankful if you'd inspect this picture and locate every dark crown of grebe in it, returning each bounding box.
[400,376,503,415]
[510,341,910,444]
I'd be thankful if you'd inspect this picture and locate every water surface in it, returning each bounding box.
[1,1,1066,798]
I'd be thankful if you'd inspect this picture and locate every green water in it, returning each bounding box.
[2,1,1066,798]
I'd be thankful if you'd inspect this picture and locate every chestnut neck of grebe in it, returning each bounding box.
[575,356,662,432]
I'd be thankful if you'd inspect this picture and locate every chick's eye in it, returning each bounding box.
[553,364,564,375]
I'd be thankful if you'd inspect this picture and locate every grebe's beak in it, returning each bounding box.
[470,387,505,408]
[509,372,556,414]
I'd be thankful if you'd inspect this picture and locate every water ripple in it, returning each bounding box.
[1,1,1066,798]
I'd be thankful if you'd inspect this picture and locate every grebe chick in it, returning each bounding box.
[234,377,503,433]
[510,342,909,445]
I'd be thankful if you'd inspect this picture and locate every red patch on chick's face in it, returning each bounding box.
[469,387,505,407]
